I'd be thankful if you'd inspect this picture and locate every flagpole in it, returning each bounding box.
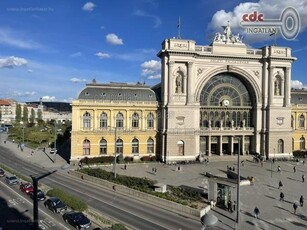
[177,16,181,39]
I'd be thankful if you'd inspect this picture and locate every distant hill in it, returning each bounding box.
[26,101,72,112]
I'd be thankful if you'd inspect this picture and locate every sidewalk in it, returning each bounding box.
[0,133,69,172]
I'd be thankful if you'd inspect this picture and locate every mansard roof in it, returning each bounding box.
[77,82,158,102]
[291,88,307,105]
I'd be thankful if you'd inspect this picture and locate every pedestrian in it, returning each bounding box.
[254,206,260,218]
[278,180,283,189]
[293,202,298,214]
[12,139,15,143]
[300,195,304,207]
[280,192,284,201]
[43,147,45,152]
[227,200,233,212]
[293,166,296,173]
[154,167,157,174]
[272,158,275,164]
[261,160,263,167]
[277,165,281,172]
[124,164,127,170]
[78,161,82,169]
[302,174,305,183]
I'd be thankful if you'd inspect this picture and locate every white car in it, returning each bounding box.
[50,149,57,154]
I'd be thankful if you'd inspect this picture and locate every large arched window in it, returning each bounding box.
[83,139,90,155]
[132,113,139,128]
[116,139,123,153]
[100,112,107,129]
[132,138,139,154]
[277,139,284,153]
[100,139,107,154]
[116,112,124,128]
[147,138,154,153]
[83,112,91,129]
[147,113,154,128]
[299,114,305,128]
[300,136,305,150]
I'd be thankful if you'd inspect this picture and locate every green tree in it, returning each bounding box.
[15,104,22,123]
[22,105,28,123]
[29,108,35,124]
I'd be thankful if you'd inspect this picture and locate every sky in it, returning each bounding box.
[0,0,306,102]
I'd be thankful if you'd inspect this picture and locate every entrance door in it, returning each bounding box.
[217,183,231,208]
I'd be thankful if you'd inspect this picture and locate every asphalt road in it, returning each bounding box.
[0,145,202,230]
[0,179,72,230]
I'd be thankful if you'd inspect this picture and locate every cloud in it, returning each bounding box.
[134,10,161,28]
[95,52,111,59]
[141,60,161,79]
[12,90,36,98]
[41,96,56,101]
[208,0,307,43]
[70,52,82,58]
[0,56,27,68]
[106,33,123,45]
[82,2,95,12]
[70,78,87,83]
[27,69,33,73]
[0,27,42,49]
[291,80,304,89]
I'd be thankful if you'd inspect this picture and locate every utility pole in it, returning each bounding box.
[236,136,241,228]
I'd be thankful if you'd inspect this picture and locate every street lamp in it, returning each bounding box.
[20,121,25,150]
[108,126,118,178]
[235,136,241,227]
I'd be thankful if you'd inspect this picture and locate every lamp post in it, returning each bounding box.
[113,126,117,179]
[20,121,25,150]
[236,136,241,227]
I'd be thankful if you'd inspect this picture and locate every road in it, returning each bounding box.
[0,145,202,230]
[0,179,72,230]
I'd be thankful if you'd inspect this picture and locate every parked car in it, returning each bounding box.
[63,211,91,229]
[0,168,5,177]
[29,189,46,201]
[19,182,34,194]
[5,175,18,185]
[50,148,57,154]
[44,197,67,213]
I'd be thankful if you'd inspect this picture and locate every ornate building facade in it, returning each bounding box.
[70,82,158,161]
[157,24,296,162]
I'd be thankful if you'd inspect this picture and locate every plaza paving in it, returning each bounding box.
[1,134,307,229]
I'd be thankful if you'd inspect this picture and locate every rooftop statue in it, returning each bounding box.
[213,22,243,44]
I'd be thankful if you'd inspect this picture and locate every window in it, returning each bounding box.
[299,114,305,128]
[116,139,123,154]
[116,112,124,128]
[83,112,91,129]
[83,139,90,155]
[132,113,139,128]
[100,139,107,154]
[100,112,107,129]
[147,138,154,153]
[147,113,154,128]
[291,115,294,128]
[177,140,184,155]
[132,138,139,154]
[277,139,284,153]
[300,136,305,150]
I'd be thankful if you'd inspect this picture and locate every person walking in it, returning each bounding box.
[293,202,298,214]
[280,192,284,201]
[293,166,296,173]
[302,174,305,183]
[254,206,260,218]
[278,180,283,189]
[300,195,304,207]
[277,165,281,172]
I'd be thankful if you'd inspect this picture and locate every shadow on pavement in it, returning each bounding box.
[287,177,301,182]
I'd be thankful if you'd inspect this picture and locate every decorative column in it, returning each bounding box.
[284,67,291,106]
[187,62,194,104]
[168,61,174,103]
[207,136,212,156]
[269,65,274,105]
[219,136,223,156]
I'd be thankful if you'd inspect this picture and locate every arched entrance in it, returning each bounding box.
[199,73,255,156]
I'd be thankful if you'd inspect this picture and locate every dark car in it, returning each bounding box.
[44,197,67,213]
[29,189,46,201]
[63,211,91,229]
[5,175,18,185]
[0,168,5,177]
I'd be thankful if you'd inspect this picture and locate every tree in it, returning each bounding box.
[15,104,22,123]
[22,104,28,123]
[37,108,42,121]
[29,108,35,124]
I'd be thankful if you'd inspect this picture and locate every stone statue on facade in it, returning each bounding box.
[213,22,243,44]
[175,73,183,93]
